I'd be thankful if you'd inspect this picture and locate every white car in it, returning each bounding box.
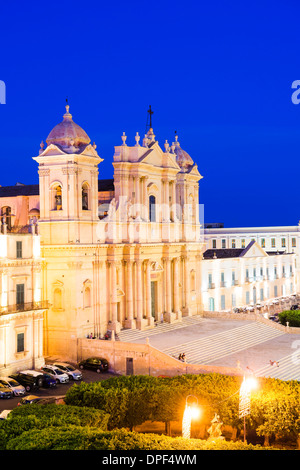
[41,365,69,384]
[0,377,25,396]
[53,362,82,381]
[0,410,12,420]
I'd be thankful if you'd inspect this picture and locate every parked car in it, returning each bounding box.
[78,357,109,373]
[9,371,44,392]
[18,395,57,406]
[40,365,69,384]
[291,304,299,310]
[0,410,12,419]
[17,395,43,406]
[52,362,82,381]
[0,383,13,399]
[0,377,25,396]
[40,373,57,388]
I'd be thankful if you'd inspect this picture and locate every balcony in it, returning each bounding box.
[0,300,50,315]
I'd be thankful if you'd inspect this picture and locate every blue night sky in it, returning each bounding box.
[1,0,300,228]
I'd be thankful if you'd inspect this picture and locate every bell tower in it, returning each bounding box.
[33,105,103,244]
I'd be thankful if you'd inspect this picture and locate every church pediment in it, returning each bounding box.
[80,143,103,161]
[150,261,164,272]
[38,144,67,157]
[138,143,181,171]
[184,163,203,180]
[52,279,64,287]
[240,241,268,258]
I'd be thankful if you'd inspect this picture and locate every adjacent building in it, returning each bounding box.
[203,226,299,313]
[0,225,46,375]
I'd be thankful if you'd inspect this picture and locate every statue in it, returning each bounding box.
[107,198,116,219]
[207,413,224,441]
[126,198,133,221]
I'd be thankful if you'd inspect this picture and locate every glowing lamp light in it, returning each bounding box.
[244,376,258,393]
[182,395,201,439]
[239,375,259,443]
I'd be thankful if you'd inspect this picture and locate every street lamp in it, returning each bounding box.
[182,395,201,439]
[239,375,258,443]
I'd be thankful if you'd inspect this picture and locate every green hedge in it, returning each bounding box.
[0,404,109,450]
[278,310,300,327]
[5,427,269,450]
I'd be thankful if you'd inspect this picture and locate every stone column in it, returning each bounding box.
[135,260,143,329]
[163,257,172,321]
[109,261,121,333]
[145,260,152,320]
[171,180,177,221]
[163,178,170,222]
[194,183,199,224]
[125,260,135,329]
[182,255,191,316]
[173,257,180,315]
[142,176,149,221]
[135,176,141,219]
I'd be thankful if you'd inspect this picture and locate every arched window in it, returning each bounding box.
[53,185,62,210]
[82,183,89,211]
[53,288,62,309]
[149,195,156,222]
[1,206,12,230]
[84,286,91,308]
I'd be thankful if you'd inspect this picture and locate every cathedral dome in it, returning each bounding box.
[46,105,91,151]
[173,135,194,171]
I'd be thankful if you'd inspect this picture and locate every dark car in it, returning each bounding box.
[78,357,109,373]
[291,305,299,311]
[17,395,43,406]
[17,395,57,406]
[40,373,57,388]
[0,383,13,399]
[9,371,44,392]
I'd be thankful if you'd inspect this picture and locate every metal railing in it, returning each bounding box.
[0,300,49,315]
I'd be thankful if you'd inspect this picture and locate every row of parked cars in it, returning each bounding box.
[0,357,109,400]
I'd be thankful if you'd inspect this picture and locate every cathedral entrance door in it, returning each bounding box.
[151,281,157,319]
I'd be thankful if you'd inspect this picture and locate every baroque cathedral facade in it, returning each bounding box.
[0,105,204,366]
[0,105,298,372]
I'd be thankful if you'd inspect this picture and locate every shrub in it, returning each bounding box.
[0,404,109,450]
[6,427,270,450]
[278,310,300,327]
